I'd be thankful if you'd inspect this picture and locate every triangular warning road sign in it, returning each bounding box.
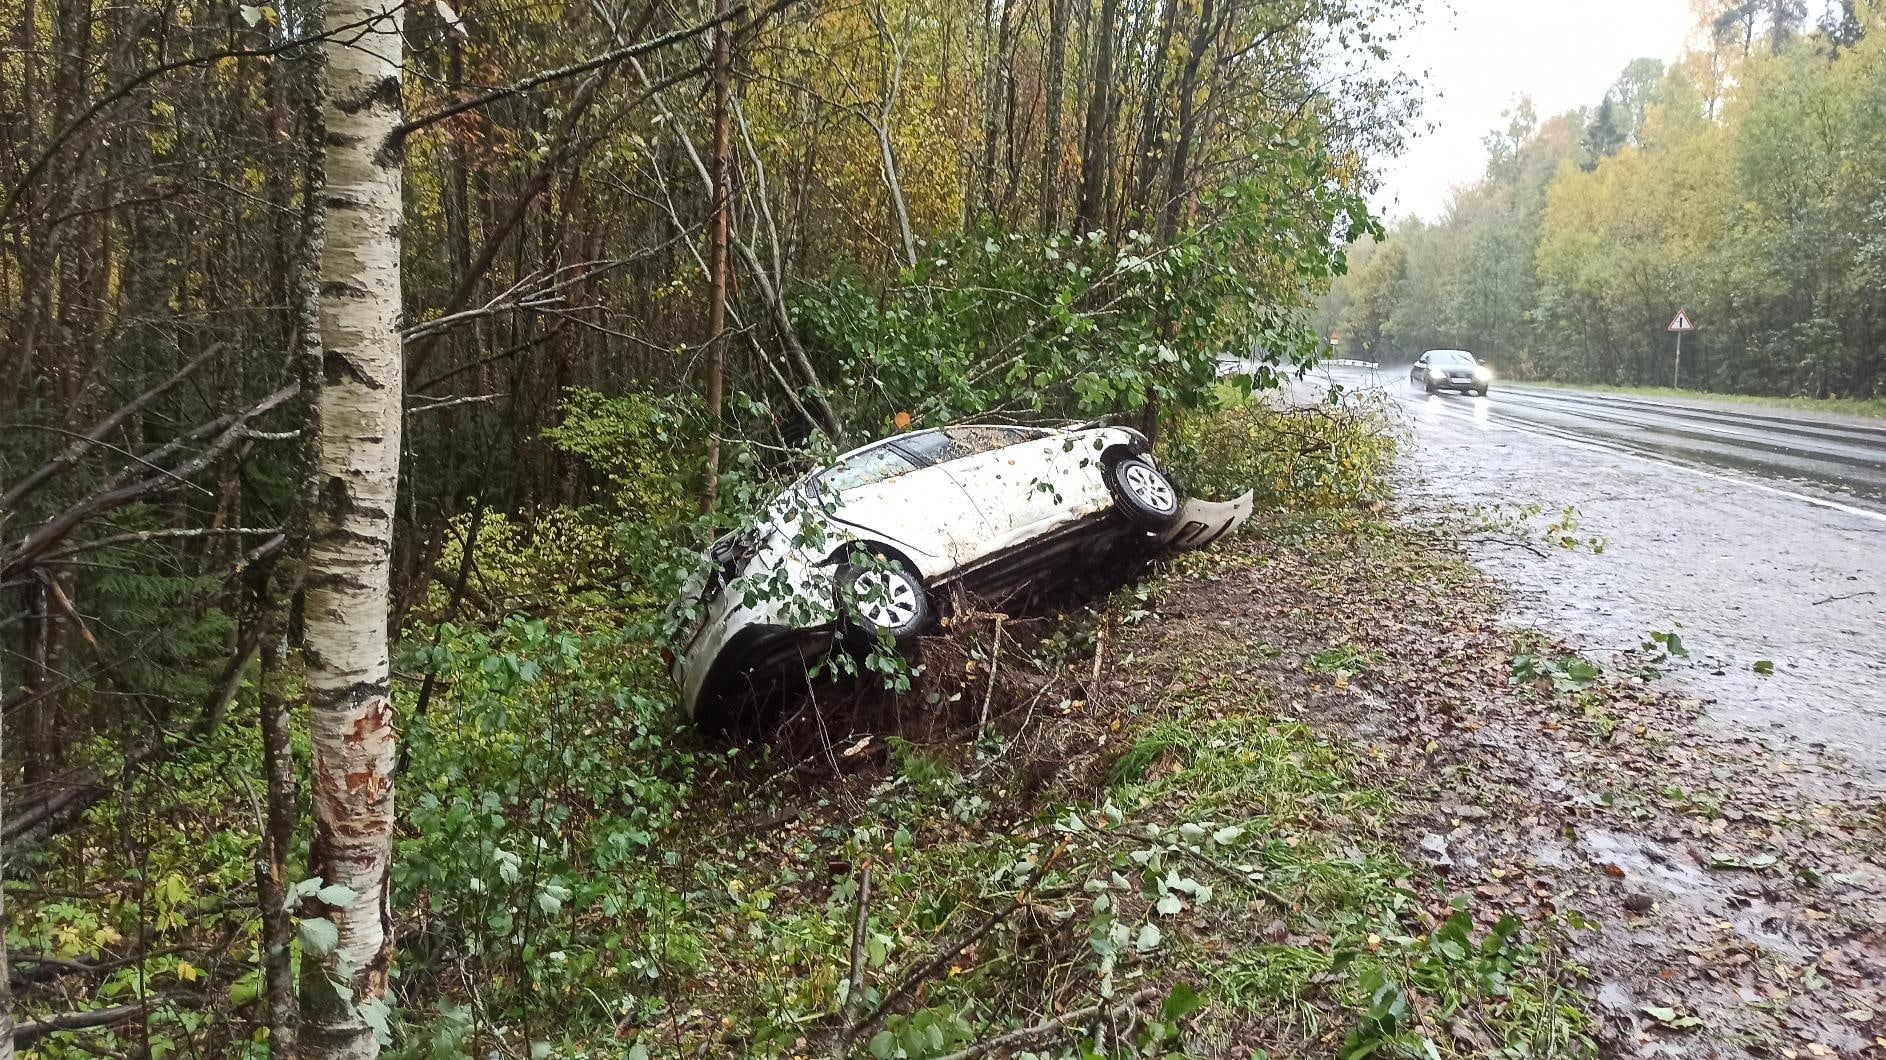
[1667,311,1695,333]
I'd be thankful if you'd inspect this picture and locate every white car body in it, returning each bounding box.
[670,423,1194,722]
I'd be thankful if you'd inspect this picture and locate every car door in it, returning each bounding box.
[912,426,1092,549]
[1411,354,1427,383]
[813,435,992,578]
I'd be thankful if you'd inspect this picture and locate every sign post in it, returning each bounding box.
[1667,311,1696,388]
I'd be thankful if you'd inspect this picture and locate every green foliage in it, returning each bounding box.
[795,144,1378,434]
[541,388,699,517]
[1165,387,1402,511]
[1511,648,1602,694]
[395,615,700,1028]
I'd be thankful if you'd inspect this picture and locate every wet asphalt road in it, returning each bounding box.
[1320,364,1886,789]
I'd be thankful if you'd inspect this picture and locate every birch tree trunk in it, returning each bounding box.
[301,0,403,1052]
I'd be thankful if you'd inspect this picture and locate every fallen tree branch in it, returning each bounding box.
[1,345,223,512]
[842,860,874,1025]
[13,1001,151,1047]
[38,527,284,562]
[841,837,1071,1049]
[3,384,297,577]
[933,984,1162,1060]
[1466,534,1550,559]
[979,615,1004,731]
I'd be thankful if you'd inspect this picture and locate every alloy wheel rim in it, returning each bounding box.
[1123,463,1177,512]
[852,570,918,628]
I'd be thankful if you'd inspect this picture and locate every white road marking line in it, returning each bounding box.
[1394,391,1886,526]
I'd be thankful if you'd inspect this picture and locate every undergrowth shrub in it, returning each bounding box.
[1166,384,1401,511]
[394,616,701,1043]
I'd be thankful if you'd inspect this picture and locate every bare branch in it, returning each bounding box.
[2,345,224,512]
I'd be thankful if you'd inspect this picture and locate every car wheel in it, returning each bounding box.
[1476,385,1489,397]
[1108,457,1181,532]
[836,560,930,647]
[1424,380,1437,394]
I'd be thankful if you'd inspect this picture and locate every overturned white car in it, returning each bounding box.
[669,423,1250,725]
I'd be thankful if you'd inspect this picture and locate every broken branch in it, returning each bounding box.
[933,985,1162,1060]
[842,860,874,1025]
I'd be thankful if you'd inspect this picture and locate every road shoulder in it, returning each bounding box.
[1201,510,1886,1057]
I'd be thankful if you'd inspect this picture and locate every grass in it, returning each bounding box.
[1505,380,1886,420]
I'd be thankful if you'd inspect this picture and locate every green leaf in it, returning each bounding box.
[1752,660,1774,675]
[358,996,393,1046]
[315,883,358,907]
[1135,922,1163,952]
[869,1031,898,1058]
[297,917,339,957]
[1156,893,1184,916]
[1161,982,1207,1021]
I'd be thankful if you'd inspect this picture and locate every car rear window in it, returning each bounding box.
[896,426,1032,464]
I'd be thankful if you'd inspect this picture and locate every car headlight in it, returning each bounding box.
[1473,367,1491,381]
[1429,368,1446,380]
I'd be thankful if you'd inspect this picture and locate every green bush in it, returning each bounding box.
[1166,385,1402,511]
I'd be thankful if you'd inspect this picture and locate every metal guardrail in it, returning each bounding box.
[1322,358,1380,370]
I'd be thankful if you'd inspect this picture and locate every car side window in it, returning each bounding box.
[818,446,918,492]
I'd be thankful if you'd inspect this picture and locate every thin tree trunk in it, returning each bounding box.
[258,590,302,1056]
[1,682,13,1060]
[1075,0,1120,235]
[974,0,1013,224]
[1038,0,1067,232]
[620,44,843,439]
[300,0,403,1051]
[1127,0,1178,224]
[702,0,732,514]
[1155,0,1217,245]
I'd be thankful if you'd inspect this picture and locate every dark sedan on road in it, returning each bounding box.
[1411,350,1492,396]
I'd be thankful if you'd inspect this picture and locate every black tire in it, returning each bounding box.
[1424,380,1437,394]
[1107,456,1182,532]
[835,559,930,648]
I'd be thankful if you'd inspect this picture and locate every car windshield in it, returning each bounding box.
[1428,351,1476,366]
[817,445,919,492]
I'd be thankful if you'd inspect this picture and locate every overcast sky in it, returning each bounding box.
[1372,0,1697,223]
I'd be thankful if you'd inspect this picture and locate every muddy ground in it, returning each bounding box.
[1169,516,1886,1058]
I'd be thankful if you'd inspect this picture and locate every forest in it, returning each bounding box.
[1,0,1419,1053]
[1317,1,1886,400]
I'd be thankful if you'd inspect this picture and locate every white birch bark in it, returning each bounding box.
[301,0,403,1053]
